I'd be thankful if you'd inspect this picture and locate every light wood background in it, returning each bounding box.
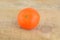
[0,0,60,40]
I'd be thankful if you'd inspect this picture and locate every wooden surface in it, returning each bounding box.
[0,0,60,40]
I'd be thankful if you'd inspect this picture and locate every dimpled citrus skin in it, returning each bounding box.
[17,8,40,30]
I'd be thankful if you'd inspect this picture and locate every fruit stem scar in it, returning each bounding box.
[25,15,28,18]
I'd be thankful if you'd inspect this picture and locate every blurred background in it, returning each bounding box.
[0,0,60,40]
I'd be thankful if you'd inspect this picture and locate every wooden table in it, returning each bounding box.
[0,0,60,40]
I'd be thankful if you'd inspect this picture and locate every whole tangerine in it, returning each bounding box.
[17,8,40,30]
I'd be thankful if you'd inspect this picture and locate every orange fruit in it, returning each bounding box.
[17,8,40,30]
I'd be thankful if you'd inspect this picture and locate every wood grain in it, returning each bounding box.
[0,0,60,40]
